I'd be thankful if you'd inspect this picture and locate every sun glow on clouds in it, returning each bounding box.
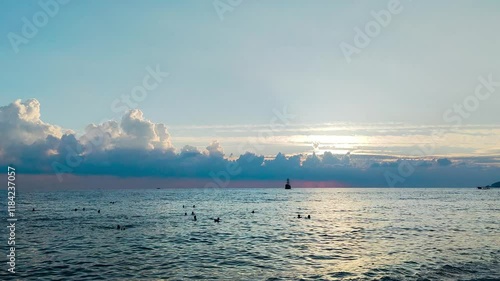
[292,135,366,150]
[1,99,500,171]
[1,99,500,188]
[169,123,500,160]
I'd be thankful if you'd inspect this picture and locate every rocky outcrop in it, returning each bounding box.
[490,181,500,187]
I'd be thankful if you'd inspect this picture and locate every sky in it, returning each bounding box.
[1,0,499,188]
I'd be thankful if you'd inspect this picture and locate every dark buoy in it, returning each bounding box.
[285,178,291,189]
[83,208,85,211]
[191,211,195,215]
[117,224,121,230]
[251,210,255,214]
[183,205,185,208]
[193,205,195,208]
[307,215,311,219]
[193,215,197,221]
[184,212,187,216]
[98,210,100,213]
[74,208,78,211]
[32,208,35,212]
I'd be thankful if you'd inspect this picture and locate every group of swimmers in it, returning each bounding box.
[183,204,225,222]
[183,205,198,221]
[33,207,102,212]
[71,207,100,213]
[33,202,311,231]
[182,204,310,222]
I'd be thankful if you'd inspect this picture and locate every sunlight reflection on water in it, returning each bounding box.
[1,188,499,280]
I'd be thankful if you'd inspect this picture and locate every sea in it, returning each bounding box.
[1,188,499,280]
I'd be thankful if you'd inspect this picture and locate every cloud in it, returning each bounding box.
[81,109,173,151]
[0,99,65,147]
[1,99,499,188]
[168,123,500,159]
[206,140,224,158]
[322,151,341,166]
[437,158,452,166]
[180,145,201,156]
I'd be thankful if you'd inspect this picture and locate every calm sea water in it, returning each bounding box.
[1,188,499,280]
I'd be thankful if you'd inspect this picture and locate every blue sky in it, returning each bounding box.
[2,0,500,128]
[1,0,499,187]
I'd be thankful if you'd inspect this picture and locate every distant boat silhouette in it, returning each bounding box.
[285,178,291,189]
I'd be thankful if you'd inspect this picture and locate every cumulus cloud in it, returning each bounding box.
[206,140,224,158]
[302,152,321,168]
[0,99,64,147]
[81,109,172,151]
[437,158,452,166]
[181,145,201,156]
[1,99,499,188]
[322,151,341,166]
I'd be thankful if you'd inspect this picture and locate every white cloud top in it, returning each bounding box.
[0,99,499,187]
[82,109,172,151]
[0,99,64,146]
